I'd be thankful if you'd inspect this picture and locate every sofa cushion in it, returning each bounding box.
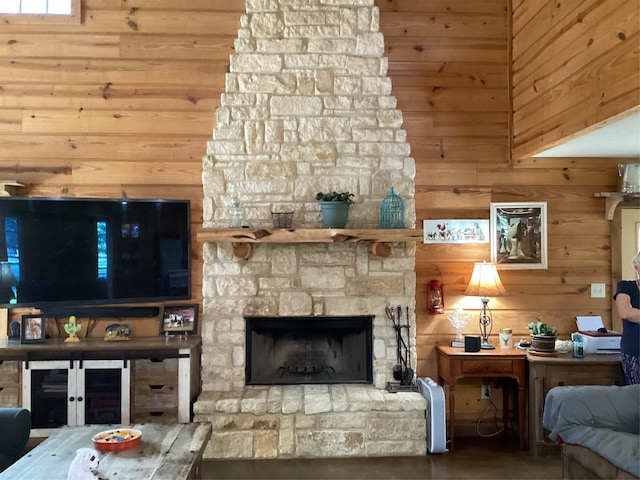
[543,385,640,478]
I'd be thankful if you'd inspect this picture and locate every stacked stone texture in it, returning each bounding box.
[194,385,426,458]
[198,0,424,459]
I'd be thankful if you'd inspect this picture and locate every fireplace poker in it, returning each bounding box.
[386,306,403,380]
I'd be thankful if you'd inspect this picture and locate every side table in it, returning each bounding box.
[527,352,625,455]
[435,344,527,450]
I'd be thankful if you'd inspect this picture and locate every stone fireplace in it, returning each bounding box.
[193,0,426,459]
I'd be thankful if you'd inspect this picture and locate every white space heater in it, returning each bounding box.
[417,377,448,454]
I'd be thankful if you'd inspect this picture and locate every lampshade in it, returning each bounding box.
[464,261,507,298]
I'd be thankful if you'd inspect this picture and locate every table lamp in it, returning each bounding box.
[464,260,507,349]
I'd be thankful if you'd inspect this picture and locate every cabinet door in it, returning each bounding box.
[23,359,130,432]
[75,360,130,425]
[22,360,75,430]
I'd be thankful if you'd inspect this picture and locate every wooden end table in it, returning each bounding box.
[527,352,625,455]
[0,422,212,480]
[435,344,527,451]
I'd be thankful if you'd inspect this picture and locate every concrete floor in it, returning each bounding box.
[200,436,562,479]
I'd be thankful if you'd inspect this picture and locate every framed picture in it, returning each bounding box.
[21,314,45,343]
[490,202,548,269]
[160,304,198,335]
[423,219,489,244]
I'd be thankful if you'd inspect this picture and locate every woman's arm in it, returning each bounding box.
[615,292,640,324]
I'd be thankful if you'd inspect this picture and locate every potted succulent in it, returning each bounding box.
[528,319,558,353]
[316,191,355,228]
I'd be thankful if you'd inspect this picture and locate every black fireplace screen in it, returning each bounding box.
[245,316,373,385]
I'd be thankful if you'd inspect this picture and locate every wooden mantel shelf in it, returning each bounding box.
[594,192,640,220]
[197,228,424,259]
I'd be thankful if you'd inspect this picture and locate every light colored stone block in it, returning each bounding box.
[207,431,254,459]
[282,386,303,414]
[267,386,282,413]
[365,439,426,456]
[254,430,279,458]
[278,291,313,316]
[278,414,295,455]
[296,431,365,457]
[304,393,331,415]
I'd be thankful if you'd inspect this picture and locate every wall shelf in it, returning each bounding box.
[197,228,424,259]
[594,192,640,220]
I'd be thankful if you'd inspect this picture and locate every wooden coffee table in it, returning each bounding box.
[0,423,212,479]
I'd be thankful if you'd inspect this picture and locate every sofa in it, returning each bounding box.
[0,408,31,472]
[543,384,640,479]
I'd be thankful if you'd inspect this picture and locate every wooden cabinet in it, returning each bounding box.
[22,359,130,436]
[0,337,201,435]
[527,353,625,456]
[435,345,527,450]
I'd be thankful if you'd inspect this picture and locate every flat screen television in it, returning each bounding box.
[0,197,191,309]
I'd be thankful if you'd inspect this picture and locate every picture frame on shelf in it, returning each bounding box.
[21,314,45,343]
[159,304,198,336]
[490,202,548,270]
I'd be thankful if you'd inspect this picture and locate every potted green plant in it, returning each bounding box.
[528,319,558,353]
[316,191,355,228]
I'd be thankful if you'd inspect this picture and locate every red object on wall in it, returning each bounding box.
[427,280,445,314]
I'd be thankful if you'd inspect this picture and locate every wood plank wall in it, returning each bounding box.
[511,0,640,158]
[380,0,635,422]
[0,0,635,422]
[0,0,246,336]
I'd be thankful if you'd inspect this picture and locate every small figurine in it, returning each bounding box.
[104,323,132,341]
[64,315,81,342]
[67,447,100,480]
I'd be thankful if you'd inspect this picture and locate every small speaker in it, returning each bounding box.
[464,335,481,352]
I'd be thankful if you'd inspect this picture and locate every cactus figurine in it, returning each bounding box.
[64,315,82,342]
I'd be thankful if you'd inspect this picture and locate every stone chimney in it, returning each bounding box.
[201,0,417,392]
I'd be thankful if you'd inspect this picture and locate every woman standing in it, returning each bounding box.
[614,251,640,384]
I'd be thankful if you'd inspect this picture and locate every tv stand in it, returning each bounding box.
[41,306,160,319]
[0,336,201,436]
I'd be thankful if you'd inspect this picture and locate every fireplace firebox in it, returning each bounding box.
[245,316,373,385]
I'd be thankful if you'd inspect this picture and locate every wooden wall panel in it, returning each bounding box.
[0,0,630,428]
[0,59,227,85]
[0,0,244,337]
[512,0,640,158]
[381,0,628,423]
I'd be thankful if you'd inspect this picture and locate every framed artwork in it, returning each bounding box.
[21,314,45,343]
[423,219,489,244]
[159,304,198,335]
[490,202,548,269]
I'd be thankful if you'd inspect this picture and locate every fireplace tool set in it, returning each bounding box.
[385,305,418,393]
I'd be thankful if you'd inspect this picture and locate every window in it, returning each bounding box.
[0,0,72,14]
[0,0,80,23]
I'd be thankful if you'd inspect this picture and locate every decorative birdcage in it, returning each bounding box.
[380,187,405,229]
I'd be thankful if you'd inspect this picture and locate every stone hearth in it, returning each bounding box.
[195,385,426,458]
[195,0,426,459]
